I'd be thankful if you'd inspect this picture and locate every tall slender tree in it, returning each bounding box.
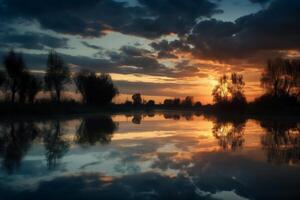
[212,75,229,103]
[229,73,246,103]
[3,50,26,103]
[0,71,6,89]
[27,75,42,103]
[44,50,70,102]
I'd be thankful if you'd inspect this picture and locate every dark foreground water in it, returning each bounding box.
[0,112,300,200]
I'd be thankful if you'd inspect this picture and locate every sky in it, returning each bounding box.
[0,0,300,103]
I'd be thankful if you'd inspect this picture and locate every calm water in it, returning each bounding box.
[0,112,300,200]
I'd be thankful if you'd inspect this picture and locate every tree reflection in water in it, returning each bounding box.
[77,116,118,145]
[0,122,39,174]
[132,115,142,124]
[212,117,246,151]
[260,120,300,164]
[43,121,70,169]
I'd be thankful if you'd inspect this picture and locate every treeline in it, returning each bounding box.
[0,49,299,113]
[123,93,202,109]
[0,49,118,105]
[209,58,300,112]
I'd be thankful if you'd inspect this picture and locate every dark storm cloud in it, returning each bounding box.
[157,51,178,59]
[0,0,137,36]
[0,0,221,38]
[188,0,300,62]
[118,0,222,38]
[109,46,167,74]
[109,45,206,77]
[0,45,205,78]
[150,39,191,59]
[0,32,69,50]
[151,39,191,52]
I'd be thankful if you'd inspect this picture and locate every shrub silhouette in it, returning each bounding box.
[74,70,118,105]
[45,50,70,102]
[132,93,142,106]
[146,100,155,106]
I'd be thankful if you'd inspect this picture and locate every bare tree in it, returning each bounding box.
[44,50,70,102]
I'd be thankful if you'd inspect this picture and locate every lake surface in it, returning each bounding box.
[0,112,300,200]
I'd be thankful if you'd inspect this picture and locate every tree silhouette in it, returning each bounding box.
[229,73,246,102]
[18,72,42,103]
[74,70,118,105]
[212,73,246,106]
[132,93,142,106]
[76,116,118,145]
[182,96,194,107]
[44,50,70,102]
[261,58,300,97]
[212,75,229,103]
[27,75,42,103]
[163,98,181,107]
[0,71,6,89]
[3,50,26,103]
[18,71,31,103]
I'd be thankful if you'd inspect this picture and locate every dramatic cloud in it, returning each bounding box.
[0,0,221,38]
[151,39,191,58]
[1,0,300,102]
[188,0,300,62]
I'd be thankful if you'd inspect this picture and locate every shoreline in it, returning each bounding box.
[0,102,299,121]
